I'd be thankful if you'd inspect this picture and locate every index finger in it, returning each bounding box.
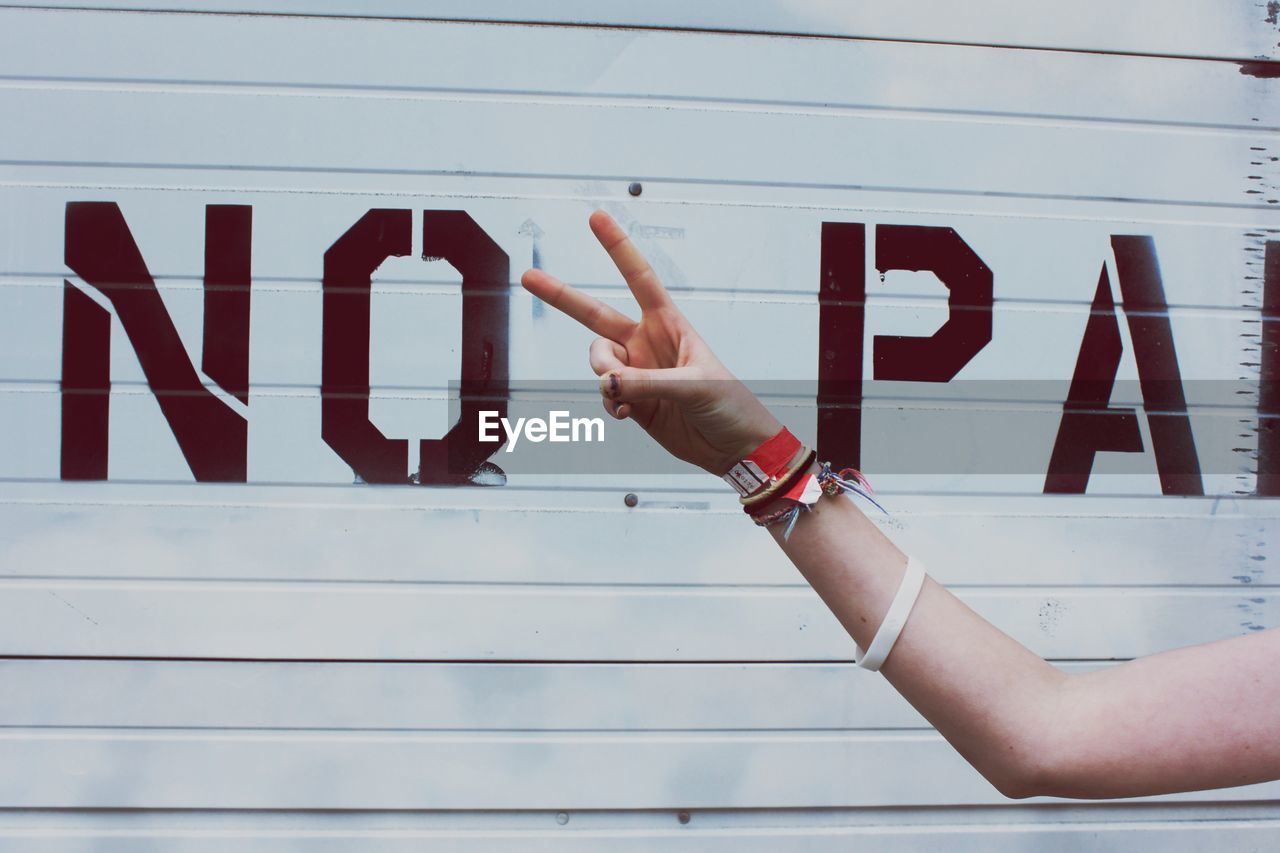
[589,210,675,313]
[521,268,637,341]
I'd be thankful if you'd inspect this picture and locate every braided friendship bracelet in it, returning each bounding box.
[723,428,886,538]
[749,460,888,540]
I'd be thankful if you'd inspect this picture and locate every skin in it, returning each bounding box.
[523,210,1280,800]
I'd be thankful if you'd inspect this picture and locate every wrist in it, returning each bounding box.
[720,384,785,466]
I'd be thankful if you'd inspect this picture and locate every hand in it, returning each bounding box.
[520,210,783,476]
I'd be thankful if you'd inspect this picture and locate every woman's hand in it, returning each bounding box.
[520,210,782,476]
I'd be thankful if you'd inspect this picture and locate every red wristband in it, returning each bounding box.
[721,427,803,497]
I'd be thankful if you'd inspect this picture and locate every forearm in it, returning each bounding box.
[767,481,1068,798]
[770,486,1280,800]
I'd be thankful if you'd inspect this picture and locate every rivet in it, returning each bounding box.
[556,812,570,825]
[678,811,691,824]
[628,182,643,197]
[624,492,639,508]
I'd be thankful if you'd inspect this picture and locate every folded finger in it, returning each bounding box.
[588,336,628,376]
[521,268,636,341]
[599,365,705,404]
[601,393,629,420]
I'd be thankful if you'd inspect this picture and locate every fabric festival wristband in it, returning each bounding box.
[721,427,803,497]
[854,556,927,672]
[750,460,889,541]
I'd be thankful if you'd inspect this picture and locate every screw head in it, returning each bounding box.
[628,182,643,197]
[678,811,691,824]
[556,812,570,825]
[624,492,639,508]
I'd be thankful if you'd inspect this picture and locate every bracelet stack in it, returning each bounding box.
[727,427,926,666]
[727,428,920,673]
[726,428,887,540]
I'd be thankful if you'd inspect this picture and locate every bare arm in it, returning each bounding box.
[771,474,1280,799]
[524,210,1280,800]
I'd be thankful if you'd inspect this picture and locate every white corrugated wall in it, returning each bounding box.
[0,2,1278,848]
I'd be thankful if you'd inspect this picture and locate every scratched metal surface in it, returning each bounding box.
[0,4,1279,847]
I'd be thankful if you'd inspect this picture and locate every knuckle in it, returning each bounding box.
[599,371,622,399]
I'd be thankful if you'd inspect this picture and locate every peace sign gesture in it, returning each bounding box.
[520,210,783,476]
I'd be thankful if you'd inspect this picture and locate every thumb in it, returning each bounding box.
[601,366,708,405]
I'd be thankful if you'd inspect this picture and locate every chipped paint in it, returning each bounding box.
[1236,592,1270,632]
[1037,598,1065,637]
[630,223,686,240]
[519,219,546,319]
[598,201,690,297]
[1239,61,1280,78]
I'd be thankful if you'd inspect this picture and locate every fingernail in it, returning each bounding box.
[607,372,621,399]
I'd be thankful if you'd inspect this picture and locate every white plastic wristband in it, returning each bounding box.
[854,555,927,672]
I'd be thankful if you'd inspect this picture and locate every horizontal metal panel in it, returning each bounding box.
[2,86,1272,210]
[1,807,1279,852]
[3,724,1279,810]
[1,578,1273,660]
[1,398,1263,495]
[0,2,1275,61]
[0,485,1273,587]
[0,10,1276,127]
[1,284,1261,385]
[0,659,934,731]
[8,660,1278,815]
